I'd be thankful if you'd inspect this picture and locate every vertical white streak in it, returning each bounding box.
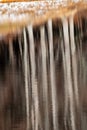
[18,36,22,58]
[28,25,39,130]
[47,19,58,130]
[23,28,29,130]
[9,39,14,64]
[40,26,49,130]
[61,36,68,130]
[69,16,79,107]
[32,104,35,130]
[62,17,76,130]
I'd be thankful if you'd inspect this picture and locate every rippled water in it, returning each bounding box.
[0,12,87,130]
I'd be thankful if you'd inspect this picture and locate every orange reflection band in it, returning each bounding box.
[0,0,29,2]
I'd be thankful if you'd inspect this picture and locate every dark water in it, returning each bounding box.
[0,12,87,130]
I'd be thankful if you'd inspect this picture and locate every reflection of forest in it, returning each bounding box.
[0,14,87,130]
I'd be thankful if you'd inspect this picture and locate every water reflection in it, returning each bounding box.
[0,12,87,130]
